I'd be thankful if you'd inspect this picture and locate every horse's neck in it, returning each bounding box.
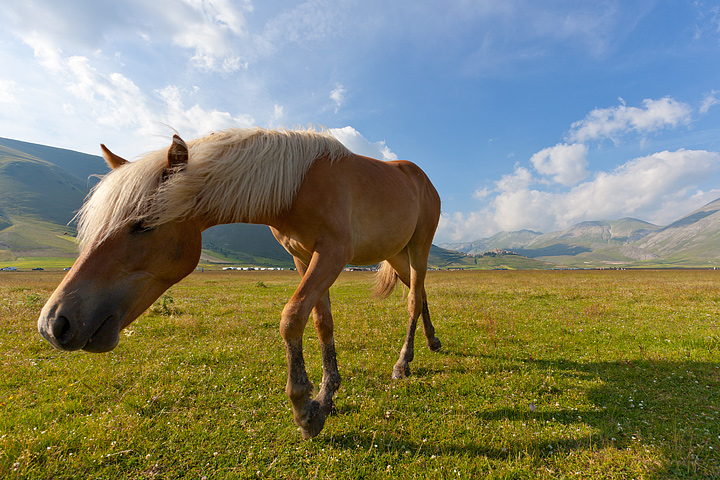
[198,211,276,232]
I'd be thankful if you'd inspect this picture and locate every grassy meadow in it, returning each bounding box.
[1,269,719,479]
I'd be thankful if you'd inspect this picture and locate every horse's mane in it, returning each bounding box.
[76,127,351,248]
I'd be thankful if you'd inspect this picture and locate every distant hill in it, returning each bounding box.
[428,244,552,270]
[0,144,93,225]
[0,137,108,184]
[201,223,295,267]
[442,200,720,267]
[0,142,93,261]
[622,199,720,266]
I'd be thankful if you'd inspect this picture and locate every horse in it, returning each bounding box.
[37,127,442,439]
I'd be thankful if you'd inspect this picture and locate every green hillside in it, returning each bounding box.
[0,137,109,184]
[0,145,89,225]
[428,245,552,270]
[201,223,294,267]
[0,144,88,263]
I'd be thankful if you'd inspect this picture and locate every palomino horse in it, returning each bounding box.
[38,128,442,438]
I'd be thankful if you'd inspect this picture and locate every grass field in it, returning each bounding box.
[1,269,719,479]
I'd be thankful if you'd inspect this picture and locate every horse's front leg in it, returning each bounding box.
[280,312,323,439]
[280,251,346,439]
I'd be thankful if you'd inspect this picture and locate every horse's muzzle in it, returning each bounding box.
[38,306,120,353]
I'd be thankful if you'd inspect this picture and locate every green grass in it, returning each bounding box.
[1,270,719,478]
[1,257,75,270]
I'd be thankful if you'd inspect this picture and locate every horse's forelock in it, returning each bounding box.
[76,148,167,249]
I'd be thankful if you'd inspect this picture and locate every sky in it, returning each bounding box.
[1,1,720,244]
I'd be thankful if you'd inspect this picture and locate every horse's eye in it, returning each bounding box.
[130,221,154,234]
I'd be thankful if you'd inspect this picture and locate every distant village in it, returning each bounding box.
[470,248,518,257]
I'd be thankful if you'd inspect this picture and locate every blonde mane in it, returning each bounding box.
[76,127,351,248]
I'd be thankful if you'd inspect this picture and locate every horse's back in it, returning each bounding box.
[270,153,439,266]
[342,154,440,263]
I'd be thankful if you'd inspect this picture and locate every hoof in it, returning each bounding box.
[392,363,411,379]
[428,337,442,352]
[296,400,327,439]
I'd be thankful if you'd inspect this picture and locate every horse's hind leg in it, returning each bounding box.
[311,291,341,414]
[421,289,442,351]
[388,250,441,379]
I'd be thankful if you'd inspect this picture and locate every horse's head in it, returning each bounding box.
[38,136,203,352]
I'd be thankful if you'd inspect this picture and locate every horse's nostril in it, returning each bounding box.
[52,315,72,344]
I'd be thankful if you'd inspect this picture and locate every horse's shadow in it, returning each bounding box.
[325,354,720,477]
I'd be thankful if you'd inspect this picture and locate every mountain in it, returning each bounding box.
[442,201,720,267]
[622,199,720,265]
[0,144,95,225]
[201,223,294,267]
[0,137,108,184]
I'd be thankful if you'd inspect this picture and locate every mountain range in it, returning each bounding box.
[2,136,718,269]
[441,200,720,267]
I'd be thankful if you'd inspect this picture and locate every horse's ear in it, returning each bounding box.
[101,144,129,169]
[166,134,189,175]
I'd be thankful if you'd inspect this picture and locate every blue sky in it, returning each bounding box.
[1,1,720,243]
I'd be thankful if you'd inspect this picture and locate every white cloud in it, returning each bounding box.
[268,104,286,128]
[7,0,253,74]
[495,166,533,191]
[530,143,589,186]
[492,188,557,233]
[155,85,254,138]
[700,89,720,114]
[437,209,496,243]
[567,97,692,143]
[437,149,720,242]
[13,44,255,147]
[330,84,346,112]
[22,31,65,72]
[329,126,398,161]
[556,149,720,224]
[473,187,491,200]
[66,56,152,128]
[162,0,253,72]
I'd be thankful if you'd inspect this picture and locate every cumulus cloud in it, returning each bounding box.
[530,143,589,185]
[553,149,720,224]
[16,42,255,148]
[329,126,398,161]
[437,209,496,243]
[437,149,720,243]
[567,97,692,143]
[495,166,533,191]
[435,95,720,243]
[155,85,254,138]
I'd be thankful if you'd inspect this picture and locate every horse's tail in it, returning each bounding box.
[373,260,398,299]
